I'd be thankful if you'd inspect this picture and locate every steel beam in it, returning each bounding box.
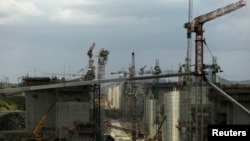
[203,76,250,116]
[0,72,195,94]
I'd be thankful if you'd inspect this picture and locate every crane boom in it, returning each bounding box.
[85,42,96,80]
[87,42,95,59]
[30,101,56,141]
[194,0,246,25]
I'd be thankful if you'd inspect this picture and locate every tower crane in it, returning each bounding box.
[139,65,147,75]
[110,67,129,78]
[184,0,246,76]
[183,1,246,141]
[85,42,96,80]
[87,42,95,61]
[97,48,109,80]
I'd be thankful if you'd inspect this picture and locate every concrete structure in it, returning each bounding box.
[11,76,249,141]
[208,84,250,124]
[163,91,183,141]
[107,84,122,109]
[23,77,92,141]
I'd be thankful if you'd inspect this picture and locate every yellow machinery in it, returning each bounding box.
[28,101,56,141]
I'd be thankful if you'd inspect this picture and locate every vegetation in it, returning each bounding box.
[0,96,25,111]
[0,96,26,132]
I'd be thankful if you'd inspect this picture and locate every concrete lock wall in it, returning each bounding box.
[56,101,90,141]
[25,86,91,141]
[228,102,250,124]
[25,90,56,131]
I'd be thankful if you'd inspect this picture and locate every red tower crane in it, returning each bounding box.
[184,0,246,76]
[184,1,246,141]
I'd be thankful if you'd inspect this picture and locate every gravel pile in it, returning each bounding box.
[0,112,25,131]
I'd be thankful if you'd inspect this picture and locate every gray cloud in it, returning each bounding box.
[0,0,249,82]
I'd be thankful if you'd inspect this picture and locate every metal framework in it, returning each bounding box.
[92,84,101,140]
[97,48,109,80]
[184,1,246,141]
[130,52,137,141]
[184,0,246,76]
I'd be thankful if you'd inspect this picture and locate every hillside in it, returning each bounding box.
[0,96,25,132]
[0,96,25,111]
[219,77,250,85]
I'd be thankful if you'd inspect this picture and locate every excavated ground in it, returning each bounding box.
[0,111,26,141]
[0,95,26,141]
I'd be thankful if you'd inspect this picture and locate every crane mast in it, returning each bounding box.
[87,42,95,71]
[184,1,193,141]
[185,0,193,73]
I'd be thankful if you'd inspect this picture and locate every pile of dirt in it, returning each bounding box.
[0,111,26,141]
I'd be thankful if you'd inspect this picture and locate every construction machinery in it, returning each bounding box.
[27,101,56,141]
[85,42,96,80]
[111,70,128,78]
[97,48,109,80]
[184,1,246,141]
[138,65,146,75]
[139,60,162,76]
[184,0,246,76]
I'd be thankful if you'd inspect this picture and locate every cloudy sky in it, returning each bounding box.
[0,0,249,83]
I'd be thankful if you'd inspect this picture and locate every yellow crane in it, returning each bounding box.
[28,101,56,141]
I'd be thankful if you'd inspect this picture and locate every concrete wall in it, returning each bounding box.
[25,85,92,141]
[208,86,250,124]
[224,101,250,124]
[25,90,56,131]
[230,102,250,124]
[56,101,90,141]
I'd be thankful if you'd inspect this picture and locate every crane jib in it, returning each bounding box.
[194,0,246,25]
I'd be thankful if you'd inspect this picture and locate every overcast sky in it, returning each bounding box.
[0,0,249,83]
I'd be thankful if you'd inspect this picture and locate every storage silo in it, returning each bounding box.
[107,85,122,109]
[162,90,186,141]
[145,99,157,138]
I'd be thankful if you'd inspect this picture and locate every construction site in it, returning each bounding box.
[0,0,250,141]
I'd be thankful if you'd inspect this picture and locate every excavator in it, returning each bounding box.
[27,101,56,141]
